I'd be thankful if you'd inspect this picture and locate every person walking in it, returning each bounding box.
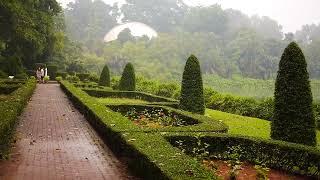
[40,68,45,83]
[36,67,41,83]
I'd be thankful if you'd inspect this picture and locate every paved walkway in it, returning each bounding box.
[0,84,134,180]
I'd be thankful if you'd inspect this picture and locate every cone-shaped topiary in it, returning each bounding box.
[179,55,205,114]
[271,42,316,146]
[99,64,111,86]
[119,63,135,91]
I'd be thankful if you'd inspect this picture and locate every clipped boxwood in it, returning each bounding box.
[119,63,135,91]
[107,104,228,133]
[0,84,21,94]
[60,81,222,179]
[56,72,68,79]
[0,79,36,158]
[167,133,320,178]
[99,65,111,87]
[84,89,179,103]
[272,42,316,146]
[179,55,205,114]
[76,73,90,81]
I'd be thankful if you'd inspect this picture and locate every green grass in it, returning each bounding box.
[206,108,320,149]
[94,97,148,105]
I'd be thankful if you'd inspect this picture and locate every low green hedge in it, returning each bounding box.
[0,84,21,94]
[167,133,320,178]
[0,79,36,158]
[60,81,221,179]
[84,89,179,103]
[107,104,228,133]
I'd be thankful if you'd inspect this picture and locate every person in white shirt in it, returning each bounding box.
[40,68,44,83]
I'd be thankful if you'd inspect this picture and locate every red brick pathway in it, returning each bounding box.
[0,84,135,180]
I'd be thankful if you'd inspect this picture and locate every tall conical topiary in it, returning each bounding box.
[99,64,110,86]
[119,63,135,91]
[271,42,316,146]
[179,55,205,114]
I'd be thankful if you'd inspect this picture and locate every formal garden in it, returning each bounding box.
[30,42,316,179]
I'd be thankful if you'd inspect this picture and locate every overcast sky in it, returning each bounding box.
[57,0,320,33]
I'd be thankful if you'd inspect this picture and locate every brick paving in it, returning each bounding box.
[0,83,135,180]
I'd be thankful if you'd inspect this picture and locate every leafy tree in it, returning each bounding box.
[99,64,111,87]
[119,63,136,91]
[179,55,205,114]
[271,42,316,146]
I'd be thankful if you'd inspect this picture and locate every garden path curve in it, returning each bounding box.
[0,83,135,180]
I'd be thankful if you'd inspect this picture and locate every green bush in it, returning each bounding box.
[55,76,62,82]
[99,65,111,86]
[66,75,80,82]
[179,55,205,114]
[47,64,58,79]
[76,73,90,81]
[89,73,99,83]
[119,63,135,91]
[0,79,36,158]
[56,72,68,79]
[168,134,320,178]
[272,42,316,146]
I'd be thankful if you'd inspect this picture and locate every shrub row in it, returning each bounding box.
[84,89,179,103]
[107,104,228,133]
[0,79,36,158]
[0,84,21,94]
[60,81,224,179]
[167,133,320,178]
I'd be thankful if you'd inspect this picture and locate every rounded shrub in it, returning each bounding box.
[271,42,316,146]
[119,63,135,91]
[99,65,111,86]
[179,55,205,114]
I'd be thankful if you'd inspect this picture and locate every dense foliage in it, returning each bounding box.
[119,63,136,91]
[271,42,316,146]
[0,0,61,73]
[179,55,205,114]
[62,0,320,80]
[99,64,111,87]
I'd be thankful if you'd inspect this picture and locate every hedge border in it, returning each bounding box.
[84,89,178,103]
[0,79,36,158]
[60,81,219,179]
[166,133,320,178]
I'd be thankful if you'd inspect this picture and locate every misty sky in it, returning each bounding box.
[57,0,320,33]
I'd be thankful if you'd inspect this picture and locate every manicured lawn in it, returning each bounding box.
[206,109,320,149]
[94,97,148,105]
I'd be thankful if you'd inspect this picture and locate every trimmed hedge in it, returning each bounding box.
[0,79,36,158]
[76,73,90,81]
[179,55,205,114]
[167,134,320,178]
[84,89,179,103]
[0,84,21,94]
[99,65,111,87]
[60,81,224,179]
[272,42,316,146]
[107,104,228,133]
[119,63,135,91]
[56,72,68,79]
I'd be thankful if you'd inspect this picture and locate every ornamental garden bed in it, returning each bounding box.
[108,105,198,128]
[166,134,320,179]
